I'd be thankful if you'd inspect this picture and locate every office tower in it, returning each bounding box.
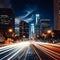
[40,19,50,34]
[35,14,40,37]
[19,21,29,38]
[0,8,15,39]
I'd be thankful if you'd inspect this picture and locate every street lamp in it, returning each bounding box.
[23,35,26,38]
[8,28,13,33]
[47,30,52,34]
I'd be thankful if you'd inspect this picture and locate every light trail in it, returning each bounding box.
[32,42,60,60]
[0,44,18,51]
[32,43,57,60]
[0,41,30,60]
[40,45,60,56]
[24,46,31,60]
[0,45,21,60]
[7,47,25,60]
[40,44,60,53]
[1,49,18,60]
[0,46,17,54]
[0,41,60,60]
[7,41,30,60]
[18,47,29,60]
[31,44,42,60]
[35,41,60,48]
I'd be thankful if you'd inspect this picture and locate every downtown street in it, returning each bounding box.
[0,41,60,60]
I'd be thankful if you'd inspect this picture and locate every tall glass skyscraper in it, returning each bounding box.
[35,14,40,37]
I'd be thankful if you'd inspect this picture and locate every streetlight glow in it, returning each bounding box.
[47,30,52,34]
[23,35,26,38]
[8,29,13,33]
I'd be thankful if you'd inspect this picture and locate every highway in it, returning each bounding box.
[0,41,60,60]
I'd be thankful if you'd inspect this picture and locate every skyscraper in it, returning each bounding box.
[35,14,40,37]
[54,0,60,30]
[40,19,50,34]
[0,8,15,39]
[19,21,29,38]
[30,23,35,39]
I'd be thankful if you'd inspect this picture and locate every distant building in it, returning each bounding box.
[29,23,35,39]
[54,0,60,30]
[19,21,29,38]
[0,8,15,39]
[15,27,19,36]
[40,19,50,34]
[35,14,40,37]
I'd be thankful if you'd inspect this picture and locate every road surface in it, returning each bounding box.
[0,41,60,60]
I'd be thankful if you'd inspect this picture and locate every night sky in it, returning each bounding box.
[11,0,54,29]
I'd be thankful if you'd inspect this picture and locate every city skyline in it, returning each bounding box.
[0,1,60,60]
[0,0,54,29]
[11,0,54,29]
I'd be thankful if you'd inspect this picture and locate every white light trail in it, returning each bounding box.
[24,47,31,60]
[0,46,17,54]
[7,47,25,60]
[0,41,30,60]
[0,46,21,60]
[0,44,18,51]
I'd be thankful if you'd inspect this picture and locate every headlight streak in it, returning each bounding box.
[32,43,57,60]
[0,44,18,51]
[37,44,60,56]
[7,41,30,60]
[35,41,60,48]
[7,47,25,60]
[0,46,17,54]
[40,44,60,53]
[0,46,20,60]
[0,41,30,60]
[32,42,60,60]
[23,46,31,60]
[31,45,42,60]
[18,47,28,60]
[1,41,60,60]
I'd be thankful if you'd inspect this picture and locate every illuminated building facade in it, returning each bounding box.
[35,14,40,37]
[0,8,15,39]
[54,0,60,30]
[29,23,35,39]
[15,28,19,36]
[40,19,50,34]
[19,21,29,38]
